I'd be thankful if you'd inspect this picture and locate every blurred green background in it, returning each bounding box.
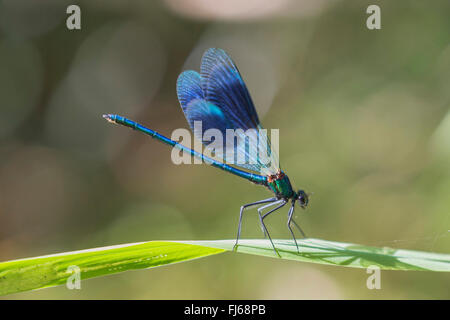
[1,0,449,299]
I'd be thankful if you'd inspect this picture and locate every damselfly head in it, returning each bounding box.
[297,190,309,209]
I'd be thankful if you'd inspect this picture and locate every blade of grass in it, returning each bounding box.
[0,238,449,296]
[0,241,225,296]
[187,239,450,271]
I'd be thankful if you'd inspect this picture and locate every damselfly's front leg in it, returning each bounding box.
[287,202,300,253]
[292,219,306,238]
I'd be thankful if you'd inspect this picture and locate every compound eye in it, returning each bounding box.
[298,196,305,206]
[297,190,309,207]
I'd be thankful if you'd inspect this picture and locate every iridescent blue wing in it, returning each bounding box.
[176,49,279,175]
[200,48,260,131]
[176,70,204,111]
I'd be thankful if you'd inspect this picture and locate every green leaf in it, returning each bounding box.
[188,239,450,271]
[0,241,225,296]
[0,238,449,296]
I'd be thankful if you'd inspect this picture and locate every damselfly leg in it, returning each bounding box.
[256,200,285,237]
[292,219,307,238]
[234,197,277,252]
[260,200,287,257]
[287,202,300,253]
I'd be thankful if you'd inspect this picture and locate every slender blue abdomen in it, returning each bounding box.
[103,114,267,186]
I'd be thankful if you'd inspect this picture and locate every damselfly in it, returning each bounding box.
[103,48,309,256]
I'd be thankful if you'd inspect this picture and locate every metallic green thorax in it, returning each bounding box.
[267,171,295,199]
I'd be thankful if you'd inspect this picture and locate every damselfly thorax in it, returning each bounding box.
[267,170,295,199]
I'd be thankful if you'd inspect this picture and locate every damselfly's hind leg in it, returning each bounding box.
[234,197,277,252]
[260,200,287,257]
